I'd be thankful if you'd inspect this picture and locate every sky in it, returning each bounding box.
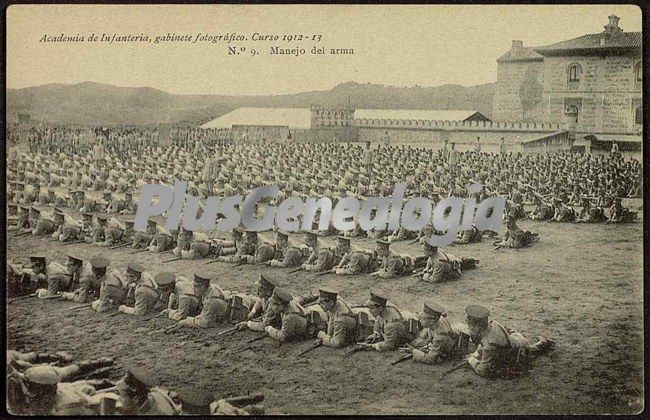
[6,4,643,95]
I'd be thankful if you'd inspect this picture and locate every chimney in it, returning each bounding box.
[512,40,524,50]
[604,15,622,35]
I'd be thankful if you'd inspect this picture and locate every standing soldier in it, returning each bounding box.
[315,288,358,348]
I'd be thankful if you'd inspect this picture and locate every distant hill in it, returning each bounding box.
[6,81,495,126]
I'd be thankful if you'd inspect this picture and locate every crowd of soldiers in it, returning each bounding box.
[7,124,641,414]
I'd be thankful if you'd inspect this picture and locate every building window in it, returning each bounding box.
[634,61,642,82]
[635,107,642,125]
[568,64,581,82]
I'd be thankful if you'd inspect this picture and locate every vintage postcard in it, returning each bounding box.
[5,3,644,415]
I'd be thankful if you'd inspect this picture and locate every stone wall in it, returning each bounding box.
[492,60,545,122]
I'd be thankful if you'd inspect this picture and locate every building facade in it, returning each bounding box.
[492,15,642,137]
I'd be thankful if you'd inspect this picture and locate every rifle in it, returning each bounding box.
[129,249,148,254]
[68,303,94,311]
[315,269,332,276]
[217,325,239,336]
[42,293,64,300]
[162,257,182,263]
[106,311,122,318]
[438,359,470,379]
[407,238,420,245]
[343,343,368,357]
[297,340,322,356]
[109,242,133,250]
[391,354,413,365]
[9,293,37,303]
[13,231,32,237]
[63,239,87,245]
[288,267,303,274]
[411,270,424,277]
[204,259,220,265]
[244,334,268,344]
[223,393,265,407]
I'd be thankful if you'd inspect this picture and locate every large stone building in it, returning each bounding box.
[492,15,642,141]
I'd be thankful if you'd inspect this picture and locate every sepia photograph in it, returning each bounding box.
[4,3,645,415]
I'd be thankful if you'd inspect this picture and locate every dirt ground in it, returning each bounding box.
[6,206,644,415]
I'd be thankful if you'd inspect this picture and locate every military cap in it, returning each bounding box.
[147,219,157,227]
[276,230,289,239]
[30,256,46,266]
[233,226,244,235]
[127,262,145,275]
[258,273,279,290]
[154,271,176,286]
[90,256,110,269]
[304,230,318,239]
[336,235,351,243]
[177,389,212,415]
[53,211,65,219]
[120,368,154,391]
[193,272,212,284]
[30,206,41,214]
[67,254,83,264]
[244,229,258,236]
[423,240,438,250]
[97,213,108,222]
[124,219,135,226]
[366,291,388,307]
[82,212,93,219]
[421,301,446,317]
[465,304,490,324]
[19,205,30,212]
[318,288,338,302]
[271,287,293,304]
[24,366,60,386]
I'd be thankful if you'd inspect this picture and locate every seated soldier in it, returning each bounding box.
[550,199,576,222]
[334,238,379,276]
[8,365,100,415]
[32,209,58,236]
[399,302,460,365]
[89,269,127,312]
[267,233,310,268]
[161,274,201,321]
[172,227,193,256]
[606,197,636,224]
[418,241,478,283]
[174,273,230,328]
[303,234,347,273]
[370,240,415,279]
[465,305,554,379]
[264,287,309,343]
[59,212,93,242]
[315,288,358,348]
[35,257,73,299]
[147,226,175,253]
[117,270,160,316]
[453,224,482,245]
[89,214,108,244]
[496,215,539,249]
[132,219,156,249]
[113,368,182,415]
[63,257,108,304]
[528,194,553,221]
[357,292,414,352]
[576,197,606,223]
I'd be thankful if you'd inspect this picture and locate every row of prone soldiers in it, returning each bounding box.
[8,252,555,383]
[7,349,265,415]
[10,205,484,283]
